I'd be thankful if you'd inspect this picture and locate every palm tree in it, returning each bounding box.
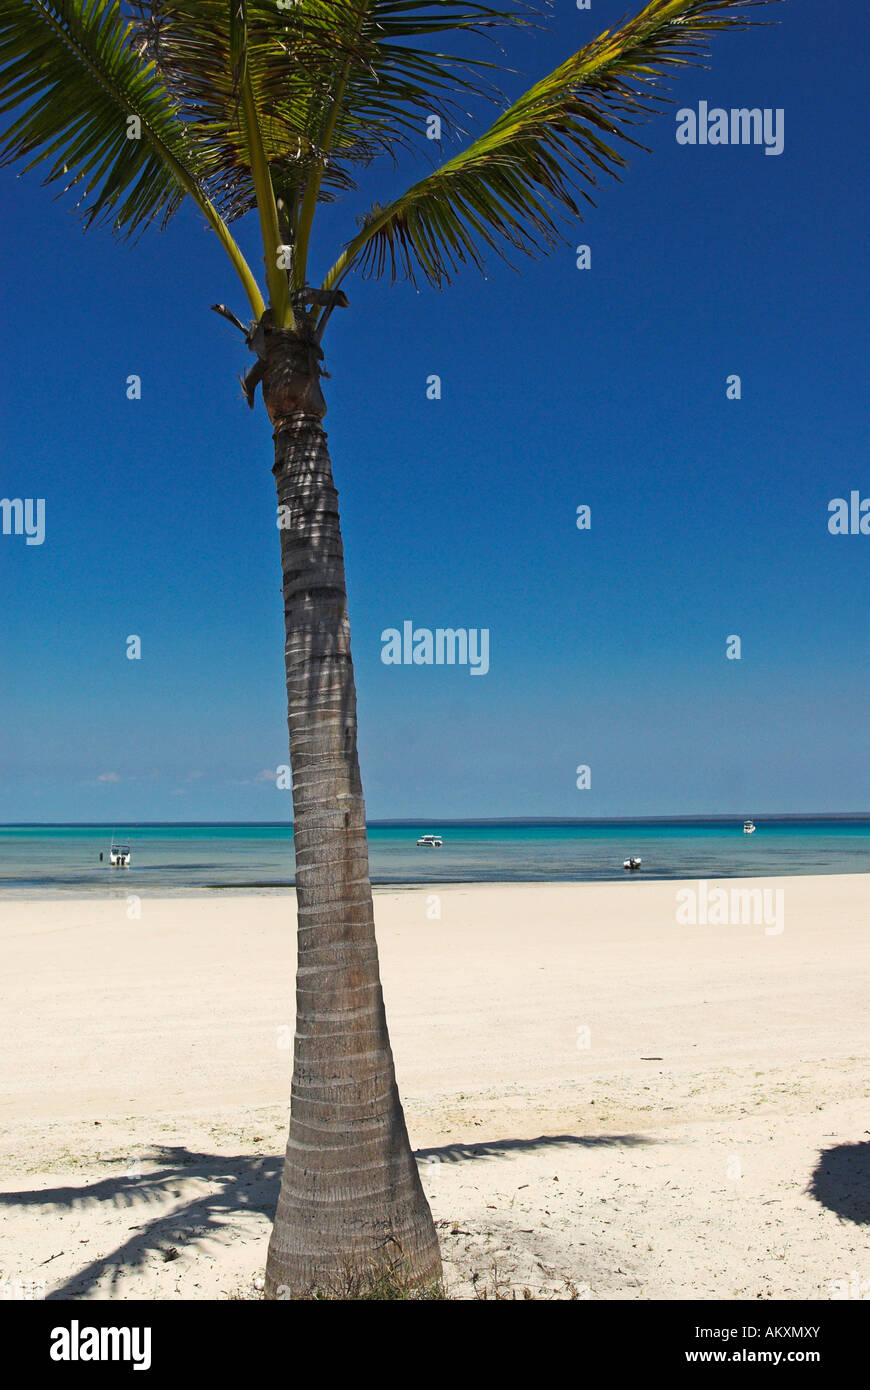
[1,0,775,1297]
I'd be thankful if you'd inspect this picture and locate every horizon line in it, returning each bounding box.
[4,813,870,829]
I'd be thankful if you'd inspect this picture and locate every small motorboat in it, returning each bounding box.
[743,820,756,835]
[623,856,642,871]
[416,834,443,847]
[109,840,131,866]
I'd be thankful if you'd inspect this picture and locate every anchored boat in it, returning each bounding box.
[743,820,756,835]
[108,839,131,866]
[416,833,443,847]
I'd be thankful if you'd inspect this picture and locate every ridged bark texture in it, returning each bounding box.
[262,330,441,1298]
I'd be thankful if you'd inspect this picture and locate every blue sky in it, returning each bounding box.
[1,0,868,822]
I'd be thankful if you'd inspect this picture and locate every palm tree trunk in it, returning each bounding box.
[261,326,441,1298]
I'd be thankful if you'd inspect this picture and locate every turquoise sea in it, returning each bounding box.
[2,819,870,898]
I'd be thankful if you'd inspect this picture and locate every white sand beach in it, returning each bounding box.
[1,876,868,1300]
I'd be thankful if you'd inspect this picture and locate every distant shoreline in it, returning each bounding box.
[4,814,870,829]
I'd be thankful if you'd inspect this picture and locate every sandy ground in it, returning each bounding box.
[1,876,868,1301]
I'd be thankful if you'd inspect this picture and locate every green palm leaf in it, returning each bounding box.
[128,1,525,229]
[0,0,204,233]
[322,0,777,294]
[0,0,264,309]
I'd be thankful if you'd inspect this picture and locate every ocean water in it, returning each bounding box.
[1,820,870,898]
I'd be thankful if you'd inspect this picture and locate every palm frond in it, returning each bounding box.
[128,0,527,228]
[321,0,778,293]
[0,0,201,234]
[0,0,264,310]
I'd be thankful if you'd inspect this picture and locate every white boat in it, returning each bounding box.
[109,840,131,866]
[623,856,642,871]
[416,834,443,847]
[743,821,756,835]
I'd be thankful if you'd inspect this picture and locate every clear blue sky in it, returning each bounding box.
[1,0,867,822]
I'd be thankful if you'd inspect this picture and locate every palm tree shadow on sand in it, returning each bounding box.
[416,1133,656,1165]
[1,1146,283,1300]
[2,1133,655,1298]
[808,1142,870,1225]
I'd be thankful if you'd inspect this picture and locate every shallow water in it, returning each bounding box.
[1,820,870,898]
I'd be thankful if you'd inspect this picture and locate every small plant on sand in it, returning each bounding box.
[297,1257,448,1301]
